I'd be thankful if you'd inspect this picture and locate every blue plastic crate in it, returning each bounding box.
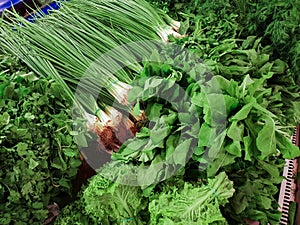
[0,0,23,13]
[25,1,63,22]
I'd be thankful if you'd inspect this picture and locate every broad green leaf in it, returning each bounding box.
[160,113,177,125]
[166,134,179,159]
[124,139,148,152]
[59,178,71,189]
[260,196,272,209]
[32,202,44,209]
[207,151,236,177]
[227,121,244,141]
[191,92,203,107]
[253,103,277,118]
[207,130,227,159]
[63,148,77,157]
[198,123,212,147]
[21,182,33,196]
[256,116,277,159]
[69,158,82,168]
[136,127,150,138]
[276,132,300,159]
[19,72,38,82]
[203,93,229,125]
[24,112,35,121]
[241,36,257,49]
[74,133,88,147]
[128,86,143,102]
[133,100,140,116]
[4,82,15,99]
[225,141,242,157]
[150,126,172,144]
[239,75,254,97]
[170,138,193,165]
[231,102,254,121]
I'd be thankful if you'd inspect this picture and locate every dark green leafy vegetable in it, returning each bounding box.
[0,55,81,224]
[222,157,285,225]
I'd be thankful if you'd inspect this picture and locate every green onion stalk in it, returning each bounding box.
[0,0,184,152]
[1,3,151,97]
[63,0,183,42]
[0,0,184,102]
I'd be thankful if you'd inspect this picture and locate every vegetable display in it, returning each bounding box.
[0,0,299,224]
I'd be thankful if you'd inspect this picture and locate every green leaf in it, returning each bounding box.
[133,100,140,116]
[165,134,179,159]
[32,202,44,209]
[128,86,144,102]
[64,148,77,157]
[170,138,193,165]
[16,143,28,157]
[243,134,253,161]
[241,36,257,49]
[231,102,254,121]
[74,133,88,147]
[19,72,39,82]
[227,121,244,141]
[276,133,300,159]
[225,141,242,157]
[257,160,280,178]
[198,123,212,147]
[24,112,35,121]
[21,182,33,196]
[29,158,39,170]
[69,158,82,168]
[191,92,203,107]
[150,126,172,144]
[0,112,10,126]
[256,116,277,159]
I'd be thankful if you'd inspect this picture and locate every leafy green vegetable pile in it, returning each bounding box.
[56,36,299,224]
[55,168,234,225]
[0,0,300,224]
[0,54,81,224]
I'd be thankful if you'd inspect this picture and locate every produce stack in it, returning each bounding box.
[0,0,299,224]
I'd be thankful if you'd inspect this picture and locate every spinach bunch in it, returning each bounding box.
[110,37,299,224]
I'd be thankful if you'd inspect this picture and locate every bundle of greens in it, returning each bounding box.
[222,157,285,225]
[0,54,81,224]
[55,166,234,225]
[148,172,234,225]
[0,0,186,152]
[107,38,300,223]
[1,0,299,224]
[148,0,300,86]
